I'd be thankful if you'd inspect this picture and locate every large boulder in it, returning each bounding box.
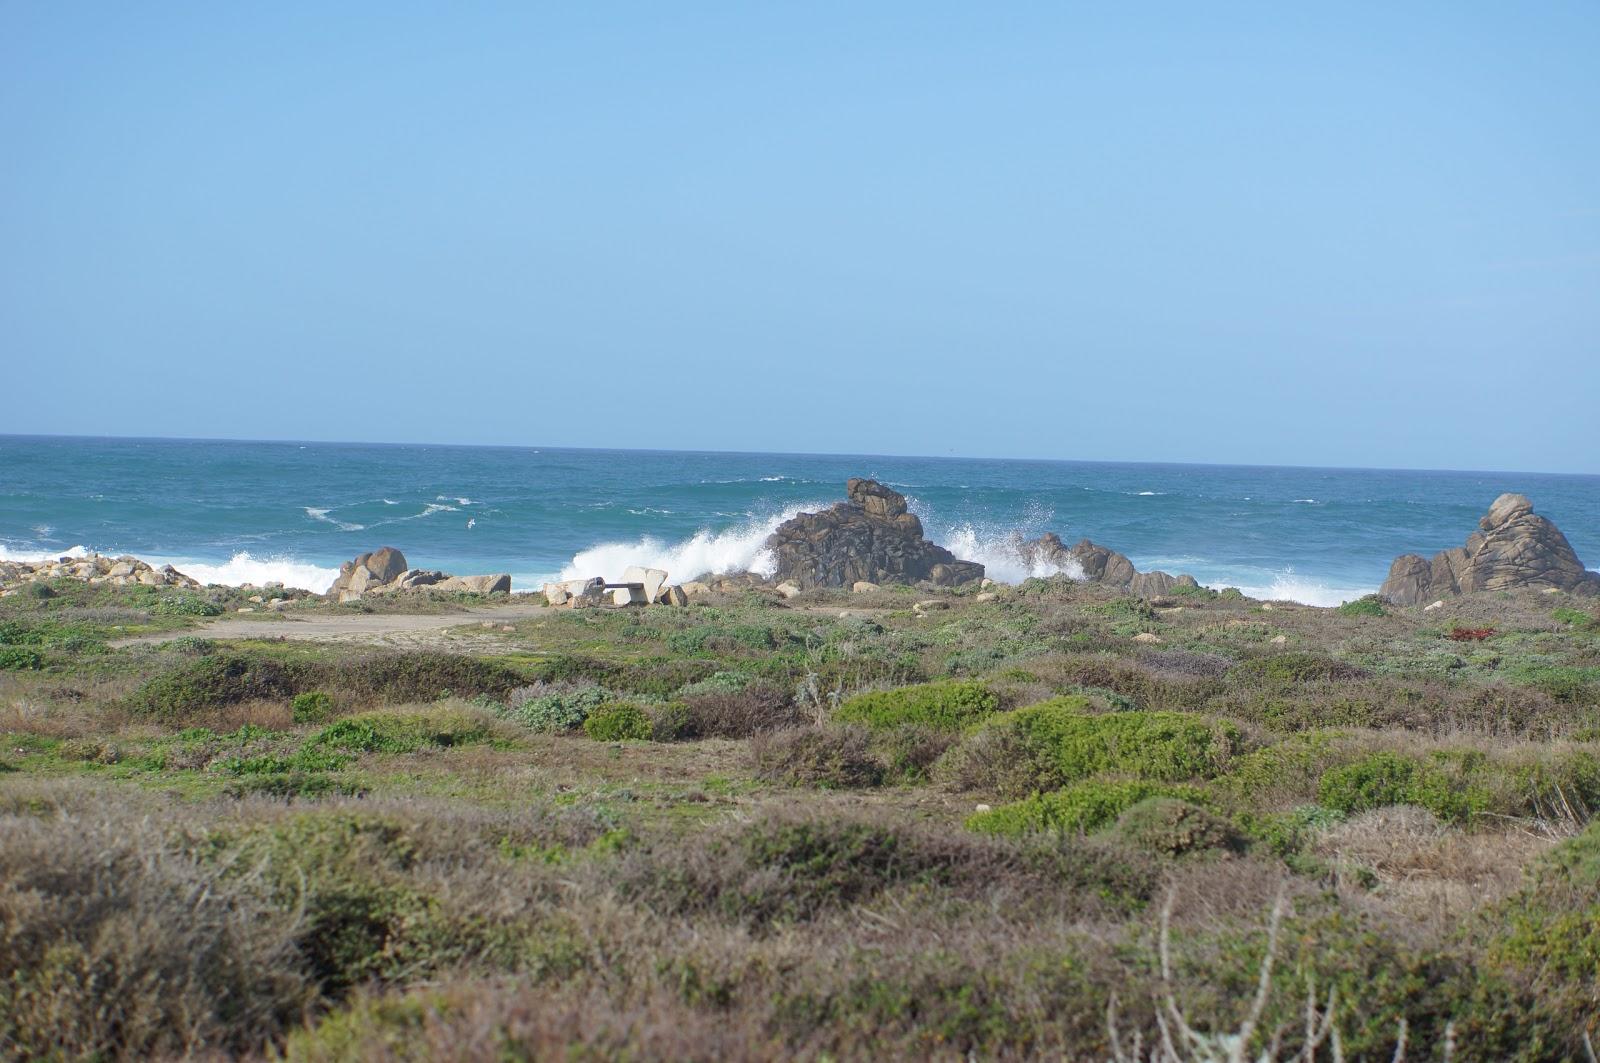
[1379,493,1600,606]
[329,547,408,600]
[765,479,984,589]
[1016,532,1191,597]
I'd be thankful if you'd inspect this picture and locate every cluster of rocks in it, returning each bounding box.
[1380,493,1600,606]
[0,553,200,596]
[765,479,985,590]
[327,547,511,603]
[544,566,697,608]
[1015,533,1201,597]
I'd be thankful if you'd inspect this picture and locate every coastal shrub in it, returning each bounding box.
[522,654,620,687]
[1111,797,1242,857]
[0,647,44,671]
[152,593,225,617]
[333,652,525,704]
[1316,751,1492,824]
[0,811,310,1059]
[676,670,754,699]
[504,685,608,733]
[164,635,218,656]
[682,681,800,738]
[834,679,999,731]
[292,691,335,724]
[307,706,493,755]
[872,723,957,783]
[751,726,883,789]
[1228,652,1366,686]
[1503,663,1600,705]
[966,780,1209,837]
[1482,820,1600,1050]
[128,652,309,721]
[1337,594,1387,618]
[647,701,693,741]
[977,698,1244,787]
[1552,606,1600,631]
[582,703,652,741]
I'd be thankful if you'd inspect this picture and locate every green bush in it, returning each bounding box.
[872,724,957,784]
[583,703,652,741]
[127,652,309,721]
[1483,821,1600,1051]
[1228,653,1365,685]
[1112,797,1242,856]
[967,780,1209,837]
[0,646,44,670]
[642,701,689,741]
[335,652,526,703]
[152,593,224,617]
[1552,606,1599,630]
[835,680,999,731]
[751,726,884,789]
[307,707,492,754]
[1337,595,1387,618]
[503,686,609,733]
[292,692,335,725]
[1316,751,1491,824]
[989,698,1243,784]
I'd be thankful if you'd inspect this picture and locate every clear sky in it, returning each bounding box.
[2,3,1597,472]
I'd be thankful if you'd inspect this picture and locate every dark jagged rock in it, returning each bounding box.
[1380,493,1600,606]
[765,478,984,589]
[1017,532,1192,597]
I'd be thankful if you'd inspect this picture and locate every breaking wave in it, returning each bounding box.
[0,543,92,564]
[153,552,340,593]
[1214,569,1374,608]
[1,542,337,593]
[559,504,819,584]
[937,525,1086,583]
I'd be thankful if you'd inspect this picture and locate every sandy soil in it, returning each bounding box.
[114,601,555,649]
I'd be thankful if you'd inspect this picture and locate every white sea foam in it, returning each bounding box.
[1,542,337,592]
[304,507,365,531]
[558,504,820,583]
[937,525,1086,583]
[0,543,91,564]
[151,552,340,593]
[1213,569,1374,608]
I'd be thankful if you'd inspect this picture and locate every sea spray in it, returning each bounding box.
[153,552,341,594]
[557,504,816,584]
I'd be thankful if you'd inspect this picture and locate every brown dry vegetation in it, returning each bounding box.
[3,577,1600,1059]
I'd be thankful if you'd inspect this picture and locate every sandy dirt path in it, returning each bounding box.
[114,602,555,649]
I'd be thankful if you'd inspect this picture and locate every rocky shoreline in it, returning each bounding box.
[5,483,1593,610]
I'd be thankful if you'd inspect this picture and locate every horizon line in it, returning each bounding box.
[2,431,1596,481]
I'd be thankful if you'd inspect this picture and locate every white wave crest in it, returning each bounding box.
[305,507,365,531]
[152,552,339,593]
[1215,569,1374,608]
[559,505,819,584]
[0,543,92,563]
[938,525,1086,584]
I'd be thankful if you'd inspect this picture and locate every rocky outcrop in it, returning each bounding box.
[1380,494,1600,606]
[0,553,200,595]
[1017,532,1196,597]
[327,547,512,602]
[765,479,984,589]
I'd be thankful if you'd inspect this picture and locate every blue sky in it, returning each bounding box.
[2,3,1597,472]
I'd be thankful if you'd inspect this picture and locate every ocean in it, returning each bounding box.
[2,435,1597,606]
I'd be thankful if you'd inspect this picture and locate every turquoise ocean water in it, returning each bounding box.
[2,436,1596,605]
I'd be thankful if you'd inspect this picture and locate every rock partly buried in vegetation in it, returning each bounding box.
[1380,493,1600,606]
[1013,533,1199,597]
[765,478,984,589]
[327,547,511,602]
[0,553,200,595]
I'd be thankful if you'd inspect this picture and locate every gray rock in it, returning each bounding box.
[766,479,984,589]
[1380,493,1600,605]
